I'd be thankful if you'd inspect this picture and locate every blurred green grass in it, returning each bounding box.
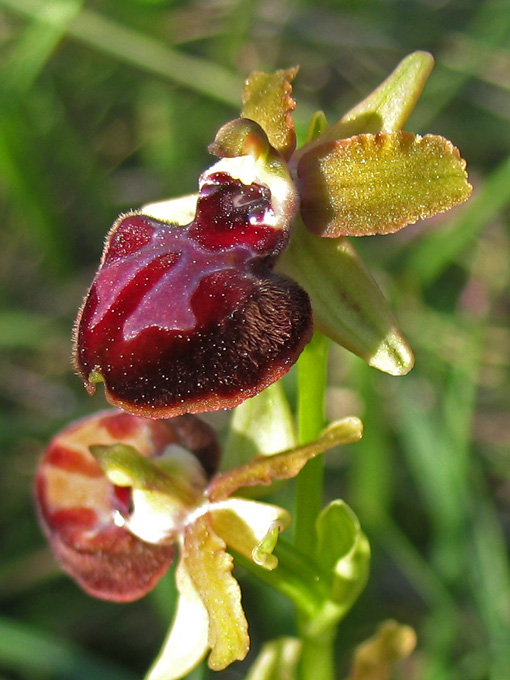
[1,1,509,679]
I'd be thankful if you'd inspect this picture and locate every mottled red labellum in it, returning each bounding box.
[45,443,104,477]
[74,171,312,417]
[35,410,219,601]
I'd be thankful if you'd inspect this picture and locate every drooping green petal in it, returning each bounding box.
[306,500,370,635]
[145,555,210,680]
[223,382,297,472]
[278,219,414,376]
[320,51,434,139]
[298,131,472,237]
[208,417,363,502]
[346,620,417,680]
[241,67,298,160]
[211,497,291,570]
[183,514,249,671]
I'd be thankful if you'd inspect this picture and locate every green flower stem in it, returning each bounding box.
[294,332,335,680]
[234,537,340,680]
[298,626,335,680]
[294,332,330,554]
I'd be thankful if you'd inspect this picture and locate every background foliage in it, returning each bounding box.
[1,1,509,679]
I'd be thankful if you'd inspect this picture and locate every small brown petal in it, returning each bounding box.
[241,68,298,160]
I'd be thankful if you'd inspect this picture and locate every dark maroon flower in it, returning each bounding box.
[35,410,220,601]
[74,134,312,418]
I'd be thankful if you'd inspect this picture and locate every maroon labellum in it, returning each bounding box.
[74,169,312,418]
[35,410,219,601]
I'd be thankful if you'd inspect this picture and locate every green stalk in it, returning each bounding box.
[298,627,335,680]
[294,332,330,553]
[294,332,334,680]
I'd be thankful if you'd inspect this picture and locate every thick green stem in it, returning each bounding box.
[299,627,336,680]
[294,332,336,680]
[294,332,330,554]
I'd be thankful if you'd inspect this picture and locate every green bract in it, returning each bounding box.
[279,221,415,375]
[312,500,370,633]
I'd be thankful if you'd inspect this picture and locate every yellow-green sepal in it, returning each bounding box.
[278,219,415,376]
[304,51,435,147]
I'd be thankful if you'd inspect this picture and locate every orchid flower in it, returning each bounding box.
[35,409,363,679]
[74,52,471,418]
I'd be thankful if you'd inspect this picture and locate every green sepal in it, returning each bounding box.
[278,219,414,376]
[306,51,434,148]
